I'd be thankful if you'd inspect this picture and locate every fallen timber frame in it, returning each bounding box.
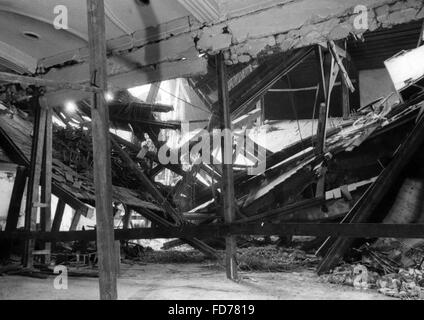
[0,71,102,94]
[110,136,218,259]
[2,223,424,241]
[214,47,315,120]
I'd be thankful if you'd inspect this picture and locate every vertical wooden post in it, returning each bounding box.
[315,48,339,155]
[87,0,117,300]
[315,102,328,155]
[4,166,27,258]
[341,42,350,120]
[23,96,47,268]
[314,45,328,157]
[216,52,238,281]
[341,79,350,120]
[40,97,52,264]
[315,46,327,103]
[259,95,265,125]
[315,45,339,198]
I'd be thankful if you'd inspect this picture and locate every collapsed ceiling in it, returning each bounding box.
[0,0,423,107]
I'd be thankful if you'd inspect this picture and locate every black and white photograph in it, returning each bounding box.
[0,0,423,306]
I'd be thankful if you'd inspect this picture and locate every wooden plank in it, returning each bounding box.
[3,223,424,242]
[69,209,83,231]
[317,110,424,275]
[216,52,238,281]
[341,42,351,120]
[87,0,117,300]
[51,200,66,232]
[40,97,53,264]
[315,45,327,102]
[5,166,27,231]
[312,50,328,156]
[341,76,350,120]
[0,71,102,93]
[23,96,47,268]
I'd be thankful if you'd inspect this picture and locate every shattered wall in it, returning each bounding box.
[195,0,424,65]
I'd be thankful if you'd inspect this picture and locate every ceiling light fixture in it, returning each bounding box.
[22,31,41,40]
[105,92,114,102]
[65,101,77,113]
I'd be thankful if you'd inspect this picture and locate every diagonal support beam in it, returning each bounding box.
[110,137,218,258]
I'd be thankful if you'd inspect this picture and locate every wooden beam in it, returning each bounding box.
[315,45,327,102]
[341,41,351,120]
[87,0,117,300]
[0,71,102,93]
[216,52,238,281]
[341,76,350,120]
[69,209,83,231]
[23,96,47,268]
[259,95,265,125]
[110,117,181,130]
[418,20,424,47]
[44,58,208,108]
[40,97,53,264]
[51,200,66,233]
[5,166,27,231]
[3,223,424,242]
[315,102,328,155]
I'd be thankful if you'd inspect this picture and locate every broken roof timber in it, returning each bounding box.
[317,101,424,275]
[0,71,102,94]
[44,58,208,107]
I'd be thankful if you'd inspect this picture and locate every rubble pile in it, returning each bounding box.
[53,126,150,190]
[323,264,424,299]
[238,246,319,272]
[322,241,424,299]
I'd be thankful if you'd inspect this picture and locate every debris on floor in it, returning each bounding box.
[237,246,319,272]
[322,263,424,300]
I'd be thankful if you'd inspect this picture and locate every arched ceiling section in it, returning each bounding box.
[0,0,191,73]
[0,11,86,60]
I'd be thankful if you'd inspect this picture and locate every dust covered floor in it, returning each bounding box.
[0,262,392,300]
